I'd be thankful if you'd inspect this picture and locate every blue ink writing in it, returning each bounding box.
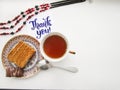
[29,16,52,39]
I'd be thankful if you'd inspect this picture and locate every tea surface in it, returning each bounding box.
[43,35,67,58]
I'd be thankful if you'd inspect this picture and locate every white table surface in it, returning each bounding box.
[0,0,120,89]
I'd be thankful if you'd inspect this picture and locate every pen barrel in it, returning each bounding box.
[50,0,86,8]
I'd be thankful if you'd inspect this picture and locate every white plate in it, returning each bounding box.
[2,35,43,78]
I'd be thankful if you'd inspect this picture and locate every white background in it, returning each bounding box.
[0,0,120,89]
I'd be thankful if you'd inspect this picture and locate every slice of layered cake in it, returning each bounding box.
[7,41,35,68]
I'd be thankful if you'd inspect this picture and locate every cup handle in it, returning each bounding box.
[69,51,76,54]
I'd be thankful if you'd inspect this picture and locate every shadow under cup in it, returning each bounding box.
[40,32,69,62]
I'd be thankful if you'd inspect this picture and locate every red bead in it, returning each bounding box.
[0,23,7,25]
[27,14,34,20]
[12,15,20,21]
[0,32,9,35]
[15,18,22,26]
[16,25,24,33]
[0,27,9,29]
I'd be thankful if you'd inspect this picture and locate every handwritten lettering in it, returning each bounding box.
[36,27,51,39]
[29,16,52,39]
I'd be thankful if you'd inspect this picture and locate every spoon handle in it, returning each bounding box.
[53,65,78,73]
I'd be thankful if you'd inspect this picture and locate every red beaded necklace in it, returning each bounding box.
[0,0,86,36]
[0,3,50,35]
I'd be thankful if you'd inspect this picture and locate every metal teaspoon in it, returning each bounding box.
[39,60,78,73]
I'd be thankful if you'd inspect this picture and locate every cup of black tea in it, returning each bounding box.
[40,32,69,62]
